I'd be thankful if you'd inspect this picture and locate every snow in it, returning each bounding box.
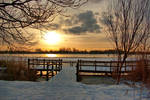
[80,66,133,72]
[0,65,149,100]
[0,67,6,70]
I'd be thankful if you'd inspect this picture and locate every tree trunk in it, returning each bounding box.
[116,53,127,84]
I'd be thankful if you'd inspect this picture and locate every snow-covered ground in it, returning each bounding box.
[0,65,149,100]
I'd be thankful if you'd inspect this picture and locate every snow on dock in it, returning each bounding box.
[0,66,149,100]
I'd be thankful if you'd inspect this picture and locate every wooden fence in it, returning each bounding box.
[28,59,62,81]
[76,60,139,82]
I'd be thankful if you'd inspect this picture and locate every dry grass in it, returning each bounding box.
[0,60,37,81]
[127,59,150,88]
[0,60,7,67]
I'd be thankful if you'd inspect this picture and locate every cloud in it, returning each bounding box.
[68,26,85,35]
[89,0,104,3]
[59,16,78,26]
[48,24,60,30]
[40,23,60,30]
[46,11,101,35]
[65,11,101,35]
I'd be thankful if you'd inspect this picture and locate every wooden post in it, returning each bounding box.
[40,71,43,77]
[56,61,57,74]
[46,62,49,81]
[40,59,43,76]
[52,61,54,77]
[125,61,126,72]
[60,59,62,70]
[76,60,80,82]
[110,61,112,74]
[28,59,30,70]
[36,59,38,66]
[58,59,60,71]
[43,59,45,69]
[79,60,81,70]
[95,60,97,71]
[132,64,134,72]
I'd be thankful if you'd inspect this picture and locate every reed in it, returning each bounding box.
[0,60,37,81]
[127,59,150,88]
[0,60,7,67]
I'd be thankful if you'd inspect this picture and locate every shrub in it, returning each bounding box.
[128,59,150,88]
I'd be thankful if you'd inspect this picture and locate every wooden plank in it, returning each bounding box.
[32,69,61,71]
[79,70,112,73]
[79,70,132,73]
[28,63,61,65]
[78,60,138,63]
[79,65,134,68]
[62,61,77,63]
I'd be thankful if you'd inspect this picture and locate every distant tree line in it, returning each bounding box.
[0,47,149,54]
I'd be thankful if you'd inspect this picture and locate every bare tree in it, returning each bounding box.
[102,0,150,84]
[0,0,87,48]
[137,33,150,60]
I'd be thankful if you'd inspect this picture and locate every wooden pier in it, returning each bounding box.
[28,59,62,81]
[76,60,137,82]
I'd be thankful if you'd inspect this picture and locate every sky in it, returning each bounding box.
[34,0,112,51]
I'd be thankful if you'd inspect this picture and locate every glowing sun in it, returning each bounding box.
[44,31,61,45]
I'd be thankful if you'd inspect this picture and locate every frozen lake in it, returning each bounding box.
[0,54,138,61]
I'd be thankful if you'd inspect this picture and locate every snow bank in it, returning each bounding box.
[0,66,149,100]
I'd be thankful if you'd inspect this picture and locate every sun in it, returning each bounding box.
[44,31,61,45]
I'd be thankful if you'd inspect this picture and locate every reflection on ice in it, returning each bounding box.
[46,54,57,57]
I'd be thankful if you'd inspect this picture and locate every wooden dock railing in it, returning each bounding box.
[28,59,62,81]
[76,60,138,82]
